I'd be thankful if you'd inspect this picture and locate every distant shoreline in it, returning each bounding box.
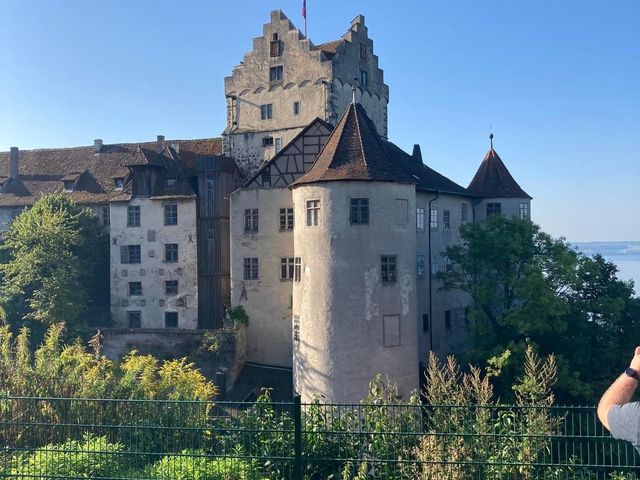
[572,241,640,294]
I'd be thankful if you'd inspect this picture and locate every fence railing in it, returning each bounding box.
[0,395,637,479]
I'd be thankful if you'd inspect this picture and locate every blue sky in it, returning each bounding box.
[0,0,638,242]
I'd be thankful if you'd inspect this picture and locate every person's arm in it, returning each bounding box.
[597,346,640,430]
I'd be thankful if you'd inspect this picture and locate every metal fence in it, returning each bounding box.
[0,395,637,479]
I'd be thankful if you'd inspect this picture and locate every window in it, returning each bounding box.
[165,178,177,187]
[422,314,430,333]
[360,69,368,87]
[165,280,178,295]
[243,257,259,280]
[431,255,438,275]
[383,315,401,347]
[280,208,294,231]
[461,202,469,223]
[164,204,177,226]
[293,101,301,115]
[519,202,530,219]
[359,42,367,61]
[244,208,259,232]
[430,208,438,229]
[381,255,397,284]
[114,178,124,189]
[280,257,295,280]
[350,198,369,225]
[293,315,300,343]
[445,310,452,332]
[260,104,273,120]
[269,65,283,82]
[261,170,271,185]
[164,243,179,263]
[396,199,408,225]
[294,257,301,281]
[127,205,140,227]
[63,180,74,192]
[416,207,425,230]
[443,210,450,230]
[417,255,425,279]
[306,200,320,226]
[102,206,110,226]
[128,281,142,296]
[487,202,502,217]
[262,136,274,147]
[275,137,282,153]
[165,312,178,329]
[120,245,141,264]
[127,311,141,329]
[270,37,281,57]
[444,255,453,272]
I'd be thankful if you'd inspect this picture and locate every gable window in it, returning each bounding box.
[120,245,141,264]
[262,136,274,147]
[165,280,178,295]
[127,205,140,227]
[127,311,142,329]
[359,42,367,61]
[164,204,178,226]
[422,313,430,333]
[270,34,281,57]
[381,255,397,284]
[383,315,401,347]
[416,207,425,230]
[243,257,259,280]
[261,169,271,185]
[461,202,469,223]
[280,257,295,280]
[128,281,142,296]
[114,178,124,189]
[102,206,110,226]
[430,208,438,229]
[487,202,502,217]
[519,202,529,219]
[269,65,283,82]
[280,208,294,231]
[164,312,178,329]
[164,243,179,263]
[244,208,259,232]
[445,310,452,332]
[443,210,451,230]
[294,257,301,281]
[293,101,301,115]
[63,180,75,192]
[350,198,369,225]
[417,255,425,279]
[260,104,273,120]
[306,200,320,226]
[360,70,368,87]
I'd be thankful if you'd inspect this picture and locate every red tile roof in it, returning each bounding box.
[467,149,531,199]
[315,39,344,59]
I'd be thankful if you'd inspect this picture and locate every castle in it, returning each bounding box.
[0,11,531,402]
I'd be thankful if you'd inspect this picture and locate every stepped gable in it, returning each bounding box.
[292,103,414,186]
[0,138,222,207]
[468,148,531,199]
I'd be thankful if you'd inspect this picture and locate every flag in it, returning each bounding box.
[302,0,307,19]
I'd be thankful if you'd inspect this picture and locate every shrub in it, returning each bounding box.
[145,449,258,480]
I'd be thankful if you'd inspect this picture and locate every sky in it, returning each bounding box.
[0,0,638,242]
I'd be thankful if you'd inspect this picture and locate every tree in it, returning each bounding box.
[0,193,109,331]
[440,216,639,403]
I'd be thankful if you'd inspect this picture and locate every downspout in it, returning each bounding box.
[428,189,439,353]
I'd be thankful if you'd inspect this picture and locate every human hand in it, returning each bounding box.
[629,346,640,372]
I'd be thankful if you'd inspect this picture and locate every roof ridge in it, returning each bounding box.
[353,104,368,170]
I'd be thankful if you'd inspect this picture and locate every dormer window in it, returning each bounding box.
[114,178,124,190]
[63,180,75,192]
[166,178,177,187]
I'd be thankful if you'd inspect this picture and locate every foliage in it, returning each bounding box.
[144,449,258,480]
[439,215,640,403]
[226,305,249,328]
[0,193,109,332]
[9,433,125,478]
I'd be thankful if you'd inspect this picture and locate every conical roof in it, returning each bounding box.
[291,103,415,186]
[468,148,531,199]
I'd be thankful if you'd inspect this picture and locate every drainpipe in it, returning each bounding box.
[427,189,439,353]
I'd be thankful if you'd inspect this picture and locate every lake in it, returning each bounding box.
[572,241,640,295]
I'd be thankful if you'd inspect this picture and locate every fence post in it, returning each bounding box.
[293,394,303,480]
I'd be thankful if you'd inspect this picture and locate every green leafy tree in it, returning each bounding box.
[0,193,109,330]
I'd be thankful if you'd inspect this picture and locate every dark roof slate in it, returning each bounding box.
[468,149,531,199]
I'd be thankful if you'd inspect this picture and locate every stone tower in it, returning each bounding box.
[224,10,389,177]
[290,103,419,403]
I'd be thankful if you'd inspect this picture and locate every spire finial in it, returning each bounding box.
[489,126,494,150]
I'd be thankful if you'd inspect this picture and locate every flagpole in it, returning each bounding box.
[302,0,307,38]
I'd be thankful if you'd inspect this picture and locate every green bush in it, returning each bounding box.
[145,449,258,480]
[9,433,125,479]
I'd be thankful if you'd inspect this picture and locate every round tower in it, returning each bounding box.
[290,103,419,403]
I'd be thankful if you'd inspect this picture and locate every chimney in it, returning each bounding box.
[351,15,365,28]
[412,144,423,164]
[9,147,19,180]
[156,135,165,153]
[93,139,103,154]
